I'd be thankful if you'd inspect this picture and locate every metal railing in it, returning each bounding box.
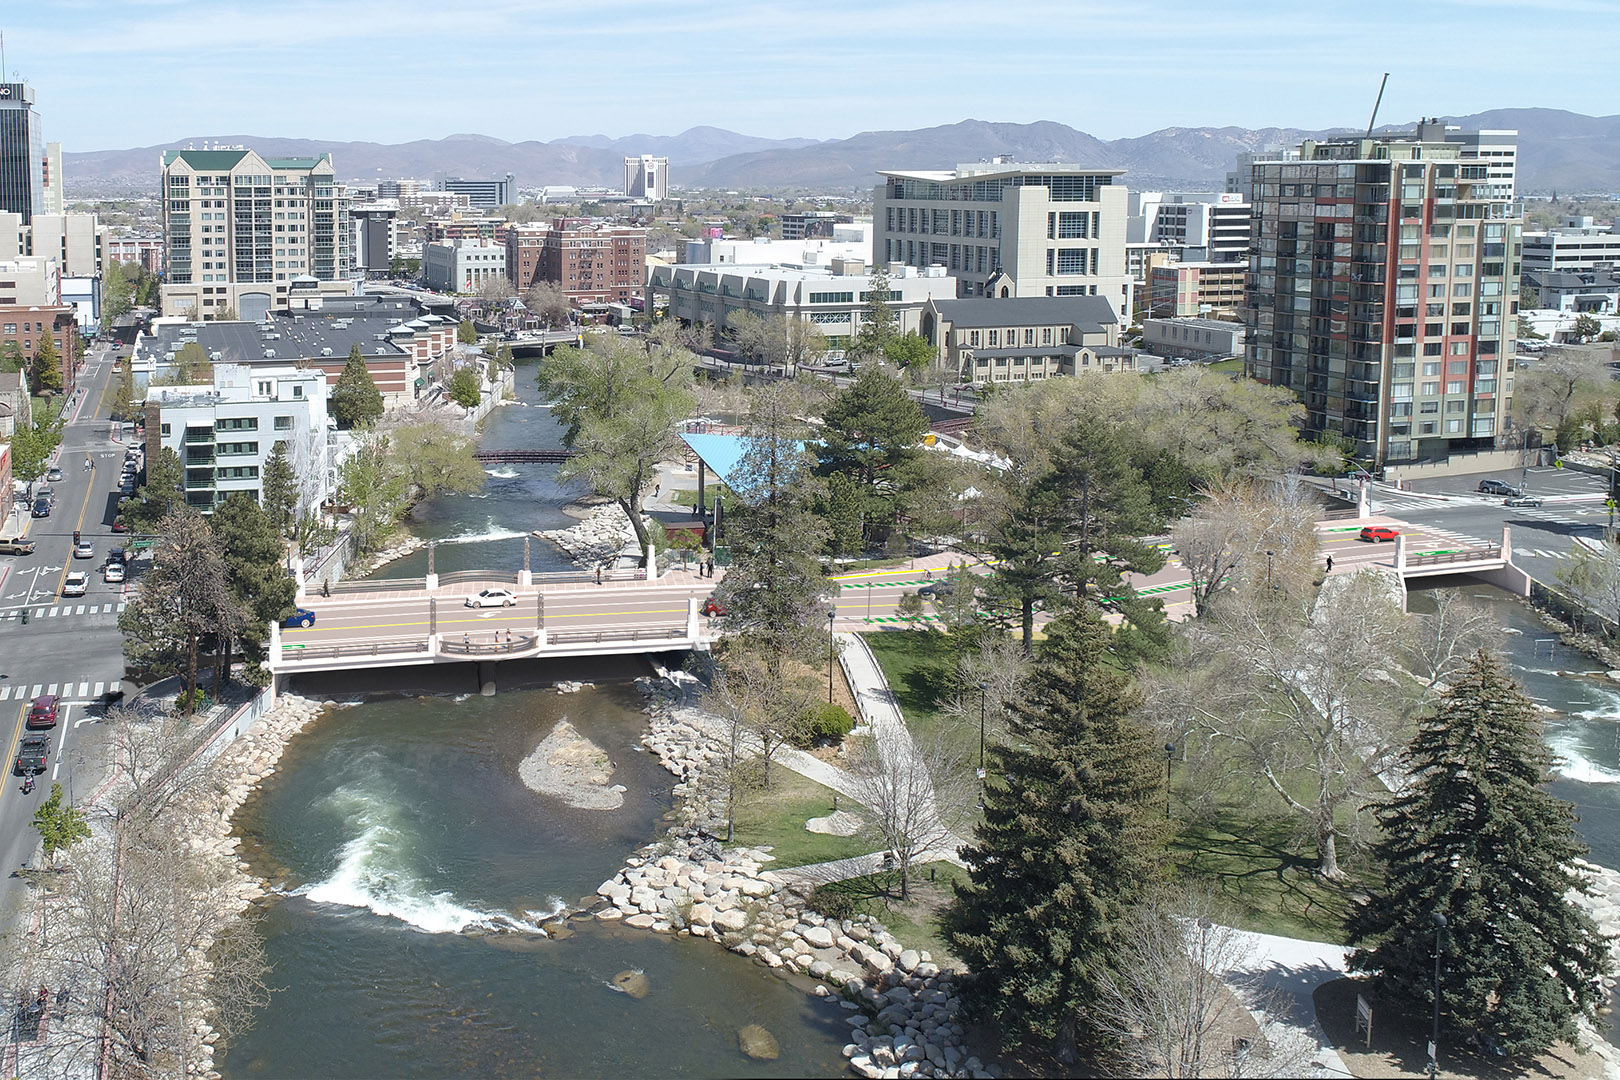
[439,634,538,656]
[546,625,686,645]
[1407,547,1502,567]
[327,576,424,594]
[438,569,522,586]
[279,639,432,661]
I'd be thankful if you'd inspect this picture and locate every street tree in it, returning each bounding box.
[1170,476,1321,617]
[108,359,140,422]
[815,365,930,546]
[101,260,133,330]
[523,280,573,327]
[710,382,834,669]
[850,729,973,900]
[447,366,483,411]
[122,447,185,532]
[32,783,91,869]
[884,331,935,370]
[210,492,296,687]
[725,310,780,367]
[329,344,384,429]
[778,313,828,372]
[946,609,1168,1063]
[457,318,479,344]
[1346,650,1612,1057]
[850,267,898,361]
[117,506,238,715]
[1513,347,1609,436]
[9,417,62,486]
[33,332,64,394]
[478,276,515,302]
[539,333,695,551]
[260,440,298,540]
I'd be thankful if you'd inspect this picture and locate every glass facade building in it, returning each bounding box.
[0,84,44,225]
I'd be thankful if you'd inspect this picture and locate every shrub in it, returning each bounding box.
[806,883,857,921]
[793,703,855,748]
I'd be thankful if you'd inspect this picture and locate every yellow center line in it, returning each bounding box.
[3,700,26,787]
[52,460,99,599]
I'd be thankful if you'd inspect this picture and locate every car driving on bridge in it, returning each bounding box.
[466,588,518,608]
[1359,525,1399,543]
[283,607,316,628]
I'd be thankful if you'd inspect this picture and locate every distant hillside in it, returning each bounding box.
[63,112,1620,197]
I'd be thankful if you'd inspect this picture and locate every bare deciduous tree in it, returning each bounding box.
[1171,477,1321,617]
[710,640,819,787]
[1095,886,1319,1078]
[523,280,573,328]
[849,730,973,900]
[1513,347,1609,434]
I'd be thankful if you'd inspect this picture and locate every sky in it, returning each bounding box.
[9,0,1620,152]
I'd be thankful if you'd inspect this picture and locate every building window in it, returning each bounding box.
[1056,248,1086,275]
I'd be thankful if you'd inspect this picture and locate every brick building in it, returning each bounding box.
[505,223,549,291]
[538,219,646,306]
[0,304,76,396]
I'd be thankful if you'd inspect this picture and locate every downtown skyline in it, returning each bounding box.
[7,0,1618,152]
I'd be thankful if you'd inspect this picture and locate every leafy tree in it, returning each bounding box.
[1346,651,1612,1057]
[711,383,834,670]
[1573,313,1602,343]
[523,280,573,328]
[9,417,61,486]
[456,319,479,345]
[815,365,930,544]
[117,506,238,716]
[0,340,25,373]
[102,260,133,330]
[779,314,828,372]
[390,422,485,497]
[339,432,410,553]
[447,366,482,410]
[946,609,1167,1062]
[210,493,296,688]
[329,344,384,429]
[109,360,140,422]
[33,331,64,394]
[173,340,212,383]
[539,333,695,551]
[32,783,91,868]
[260,441,298,539]
[884,331,935,369]
[1170,477,1321,618]
[851,267,898,361]
[122,447,184,533]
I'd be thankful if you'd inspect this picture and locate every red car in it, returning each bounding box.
[701,597,728,617]
[1359,526,1399,543]
[26,694,58,730]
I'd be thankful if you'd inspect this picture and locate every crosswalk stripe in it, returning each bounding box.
[92,682,104,698]
[0,686,11,700]
[33,608,44,620]
[117,602,126,613]
[29,684,40,698]
[77,682,88,697]
[46,683,58,695]
[75,605,85,615]
[47,607,60,617]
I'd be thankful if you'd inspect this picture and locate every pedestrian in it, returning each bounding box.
[1326,554,1334,573]
[595,565,603,585]
[463,632,470,648]
[321,580,331,598]
[653,482,661,499]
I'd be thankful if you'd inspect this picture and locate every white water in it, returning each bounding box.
[439,520,528,545]
[484,467,519,479]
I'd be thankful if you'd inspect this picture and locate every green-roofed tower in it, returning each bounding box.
[160,145,351,319]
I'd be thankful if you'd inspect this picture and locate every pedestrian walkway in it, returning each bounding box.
[0,679,119,702]
[1213,928,1354,1078]
[20,601,127,620]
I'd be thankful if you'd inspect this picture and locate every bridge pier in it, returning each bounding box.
[478,661,497,696]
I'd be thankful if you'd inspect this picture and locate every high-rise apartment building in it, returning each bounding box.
[624,156,669,201]
[1244,120,1522,466]
[41,141,62,215]
[0,83,44,224]
[539,219,646,306]
[873,160,1131,319]
[159,148,352,319]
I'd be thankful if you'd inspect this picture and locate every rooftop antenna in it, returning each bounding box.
[1,32,7,80]
[1365,73,1390,138]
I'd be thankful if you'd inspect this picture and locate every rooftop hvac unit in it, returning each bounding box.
[211,352,222,362]
[321,347,333,356]
[264,349,276,358]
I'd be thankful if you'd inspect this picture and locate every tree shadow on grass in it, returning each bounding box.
[1172,819,1358,940]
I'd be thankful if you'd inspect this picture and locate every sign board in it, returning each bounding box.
[1354,994,1373,1048]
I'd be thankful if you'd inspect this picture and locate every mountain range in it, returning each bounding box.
[62,111,1620,197]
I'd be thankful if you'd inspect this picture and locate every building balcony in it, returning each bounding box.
[184,449,215,465]
[184,477,216,491]
[183,428,215,445]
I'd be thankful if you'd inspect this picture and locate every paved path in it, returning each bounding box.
[1213,928,1354,1078]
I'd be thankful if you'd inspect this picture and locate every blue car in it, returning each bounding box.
[283,607,316,629]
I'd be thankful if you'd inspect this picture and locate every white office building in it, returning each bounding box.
[873,160,1131,320]
[145,362,333,512]
[624,156,669,201]
[683,225,872,268]
[1522,217,1620,274]
[1127,192,1251,266]
[423,239,506,293]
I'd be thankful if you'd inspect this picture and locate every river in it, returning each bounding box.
[217,365,852,1078]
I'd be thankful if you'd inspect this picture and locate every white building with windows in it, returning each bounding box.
[873,160,1131,319]
[647,258,956,347]
[423,239,506,293]
[144,363,333,512]
[1522,218,1620,275]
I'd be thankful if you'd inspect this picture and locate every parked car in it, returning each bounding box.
[1478,478,1521,496]
[103,562,125,583]
[466,588,518,608]
[62,571,88,597]
[111,516,129,533]
[37,487,54,506]
[1359,525,1400,543]
[44,467,63,482]
[108,547,127,565]
[31,499,51,518]
[26,695,58,730]
[13,733,49,776]
[0,537,36,555]
[282,607,316,629]
[73,540,94,559]
[1503,495,1543,508]
[701,597,728,617]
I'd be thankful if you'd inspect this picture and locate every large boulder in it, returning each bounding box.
[610,970,650,999]
[738,1024,781,1060]
[712,907,750,933]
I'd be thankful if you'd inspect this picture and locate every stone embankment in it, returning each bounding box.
[600,676,997,1080]
[534,501,642,569]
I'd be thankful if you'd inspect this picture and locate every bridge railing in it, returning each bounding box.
[1407,547,1503,567]
[530,568,648,583]
[440,634,538,656]
[439,569,522,587]
[279,639,433,662]
[546,625,686,645]
[328,577,425,594]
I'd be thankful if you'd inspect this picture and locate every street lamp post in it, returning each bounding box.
[1429,912,1447,1079]
[1164,742,1176,818]
[977,680,988,780]
[1265,550,1274,590]
[826,609,837,704]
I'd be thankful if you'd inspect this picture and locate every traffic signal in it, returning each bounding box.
[20,608,28,625]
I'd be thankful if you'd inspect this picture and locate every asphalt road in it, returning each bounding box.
[0,341,128,926]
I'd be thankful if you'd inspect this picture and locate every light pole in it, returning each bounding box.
[1429,911,1447,1079]
[1165,742,1176,818]
[826,609,837,704]
[1265,550,1274,590]
[977,680,988,781]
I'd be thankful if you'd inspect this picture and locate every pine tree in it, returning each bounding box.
[815,366,929,544]
[1346,650,1612,1058]
[260,441,297,539]
[945,609,1167,1062]
[329,344,384,429]
[33,331,63,394]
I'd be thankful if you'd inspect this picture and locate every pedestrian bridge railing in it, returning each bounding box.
[438,569,522,586]
[328,577,424,595]
[1407,546,1502,568]
[547,625,686,646]
[440,634,539,656]
[279,639,434,662]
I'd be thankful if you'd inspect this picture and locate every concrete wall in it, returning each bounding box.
[1383,447,1546,482]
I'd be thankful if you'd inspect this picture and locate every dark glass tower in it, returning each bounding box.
[0,83,44,224]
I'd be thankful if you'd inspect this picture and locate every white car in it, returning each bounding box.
[465,588,518,608]
[103,562,125,583]
[62,571,88,597]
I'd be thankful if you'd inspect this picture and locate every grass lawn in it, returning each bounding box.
[860,629,958,743]
[729,769,878,869]
[808,861,969,963]
[669,485,737,511]
[829,556,911,575]
[1206,357,1243,373]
